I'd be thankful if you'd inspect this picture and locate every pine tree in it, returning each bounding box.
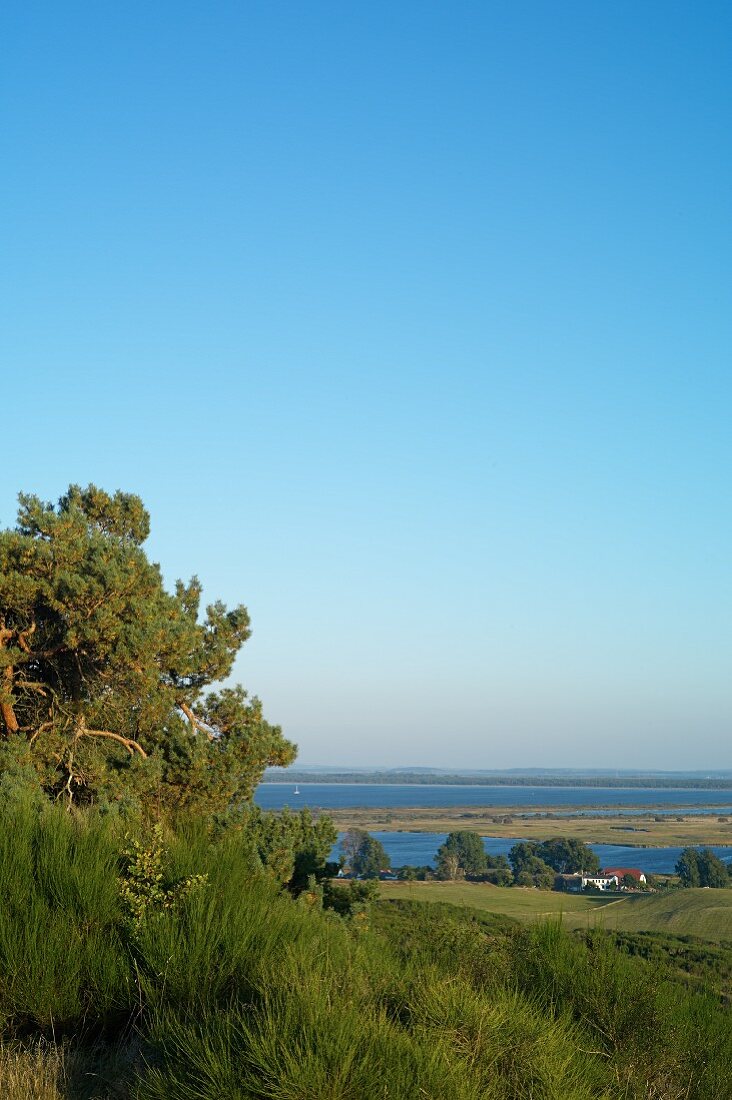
[0,485,295,815]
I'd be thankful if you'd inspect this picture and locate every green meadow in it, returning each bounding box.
[379,879,620,922]
[582,888,732,940]
[379,880,732,942]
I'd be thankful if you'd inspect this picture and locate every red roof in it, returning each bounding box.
[603,867,644,879]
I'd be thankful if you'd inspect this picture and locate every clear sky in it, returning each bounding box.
[2,3,731,769]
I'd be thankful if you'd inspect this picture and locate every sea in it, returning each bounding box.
[255,782,732,875]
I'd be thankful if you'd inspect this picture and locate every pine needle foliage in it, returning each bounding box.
[0,485,295,816]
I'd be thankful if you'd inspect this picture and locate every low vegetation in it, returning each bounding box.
[379,878,732,943]
[379,879,623,922]
[320,804,732,848]
[586,888,732,942]
[0,803,731,1097]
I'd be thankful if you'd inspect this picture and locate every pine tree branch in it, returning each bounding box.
[80,728,148,758]
[16,622,37,653]
[180,702,216,741]
[17,681,48,695]
[28,721,53,746]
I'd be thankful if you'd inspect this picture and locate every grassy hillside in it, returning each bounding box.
[582,888,732,941]
[3,804,732,1098]
[380,881,732,943]
[379,880,622,922]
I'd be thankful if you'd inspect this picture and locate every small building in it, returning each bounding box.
[556,872,618,893]
[603,867,646,885]
[579,873,619,891]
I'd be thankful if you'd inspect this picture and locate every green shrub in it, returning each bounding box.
[118,825,208,930]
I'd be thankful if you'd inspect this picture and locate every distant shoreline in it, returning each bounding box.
[304,805,732,849]
[264,772,732,790]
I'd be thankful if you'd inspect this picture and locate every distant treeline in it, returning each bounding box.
[265,770,732,790]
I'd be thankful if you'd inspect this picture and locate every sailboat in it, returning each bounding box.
[294,784,300,795]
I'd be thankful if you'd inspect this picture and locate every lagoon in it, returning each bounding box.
[256,782,732,814]
[256,783,732,873]
[334,831,732,875]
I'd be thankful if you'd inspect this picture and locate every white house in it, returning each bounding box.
[580,873,619,891]
[563,873,619,892]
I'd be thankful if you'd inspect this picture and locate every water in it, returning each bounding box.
[254,783,730,875]
[256,783,732,873]
[256,782,732,814]
[332,832,732,875]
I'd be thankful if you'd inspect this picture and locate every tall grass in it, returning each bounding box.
[0,799,130,1035]
[1,802,732,1098]
[0,1038,135,1100]
[0,1040,64,1100]
[508,920,732,1099]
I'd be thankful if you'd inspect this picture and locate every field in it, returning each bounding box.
[328,805,732,847]
[379,881,732,942]
[378,880,621,923]
[578,888,732,940]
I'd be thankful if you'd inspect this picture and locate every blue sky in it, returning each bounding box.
[2,3,731,768]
